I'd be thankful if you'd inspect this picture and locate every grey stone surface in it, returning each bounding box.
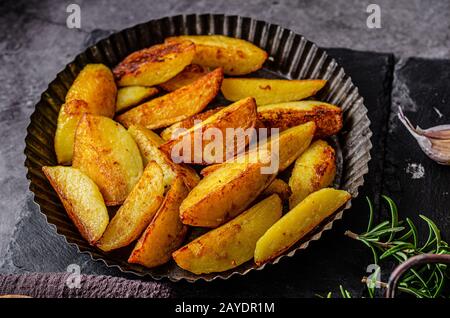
[1,0,450,296]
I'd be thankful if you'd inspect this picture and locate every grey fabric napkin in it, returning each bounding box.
[0,273,172,298]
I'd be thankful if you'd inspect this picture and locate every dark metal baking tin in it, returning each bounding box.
[24,14,372,282]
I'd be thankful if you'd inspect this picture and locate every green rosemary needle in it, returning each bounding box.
[325,195,450,298]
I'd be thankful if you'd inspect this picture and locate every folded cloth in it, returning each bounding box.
[0,273,172,298]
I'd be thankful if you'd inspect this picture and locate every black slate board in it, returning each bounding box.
[4,48,397,297]
[383,58,450,242]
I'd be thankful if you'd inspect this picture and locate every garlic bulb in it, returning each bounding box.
[398,108,450,165]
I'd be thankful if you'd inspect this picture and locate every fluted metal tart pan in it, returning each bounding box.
[24,14,372,282]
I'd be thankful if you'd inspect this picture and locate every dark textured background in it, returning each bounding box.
[1,0,450,297]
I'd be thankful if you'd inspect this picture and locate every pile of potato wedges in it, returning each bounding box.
[43,34,351,275]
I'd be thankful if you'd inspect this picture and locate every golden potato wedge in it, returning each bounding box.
[160,107,223,141]
[66,64,116,118]
[179,151,276,228]
[221,78,326,105]
[113,41,195,87]
[159,97,257,165]
[116,68,223,129]
[159,64,209,91]
[116,86,159,113]
[97,162,164,252]
[128,125,176,188]
[289,140,336,209]
[252,121,316,172]
[273,121,316,171]
[254,188,351,265]
[257,100,343,138]
[128,178,189,268]
[55,64,117,164]
[42,166,109,245]
[128,125,199,190]
[198,121,316,176]
[173,194,282,274]
[260,178,291,202]
[54,100,89,165]
[166,35,267,75]
[72,114,143,206]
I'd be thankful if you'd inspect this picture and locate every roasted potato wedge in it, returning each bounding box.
[55,64,117,164]
[250,121,316,172]
[221,78,326,105]
[166,35,267,75]
[173,194,282,274]
[113,41,195,87]
[128,178,189,268]
[260,178,291,202]
[97,162,165,252]
[179,151,276,228]
[128,125,176,189]
[116,86,159,113]
[72,114,143,205]
[254,188,351,265]
[159,64,209,91]
[198,121,316,176]
[272,121,316,171]
[289,140,336,209]
[159,97,257,165]
[257,100,343,137]
[160,107,223,141]
[116,68,223,129]
[128,125,199,190]
[42,166,109,245]
[54,100,89,165]
[65,64,117,118]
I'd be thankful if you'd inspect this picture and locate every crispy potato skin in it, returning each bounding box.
[289,140,336,209]
[128,178,189,267]
[221,78,326,105]
[255,188,351,265]
[128,125,199,190]
[72,114,143,206]
[166,35,267,75]
[257,101,343,138]
[42,166,109,245]
[116,68,223,129]
[113,41,195,86]
[180,158,275,228]
[173,194,282,274]
[97,162,164,252]
[159,64,209,91]
[116,86,159,113]
[54,100,89,165]
[159,97,257,165]
[160,107,224,141]
[260,179,291,202]
[66,64,117,118]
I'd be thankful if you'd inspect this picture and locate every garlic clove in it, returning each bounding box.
[398,108,450,165]
[418,125,450,139]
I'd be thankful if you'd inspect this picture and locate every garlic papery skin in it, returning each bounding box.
[398,108,450,165]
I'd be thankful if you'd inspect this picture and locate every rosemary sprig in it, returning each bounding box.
[326,195,450,298]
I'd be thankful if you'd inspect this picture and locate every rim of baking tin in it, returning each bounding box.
[24,13,372,282]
